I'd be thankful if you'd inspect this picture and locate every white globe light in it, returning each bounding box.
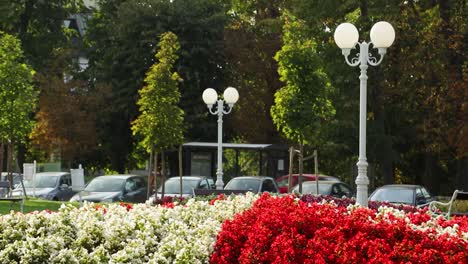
[223,87,239,104]
[334,23,359,49]
[202,88,218,105]
[370,21,395,48]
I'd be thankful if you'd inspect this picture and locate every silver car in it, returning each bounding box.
[70,175,148,203]
[224,176,279,194]
[148,176,213,203]
[12,172,76,201]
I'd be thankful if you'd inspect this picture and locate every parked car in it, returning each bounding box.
[292,180,354,198]
[11,172,76,201]
[70,174,147,203]
[149,176,213,203]
[0,172,23,197]
[368,184,435,207]
[276,174,340,193]
[224,176,279,194]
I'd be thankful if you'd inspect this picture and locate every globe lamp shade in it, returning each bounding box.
[370,21,395,48]
[223,87,239,105]
[202,88,218,105]
[334,23,359,49]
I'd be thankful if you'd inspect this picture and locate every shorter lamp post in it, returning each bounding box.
[334,21,395,207]
[202,87,239,190]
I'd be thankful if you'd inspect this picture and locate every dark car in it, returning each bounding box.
[224,176,279,194]
[369,184,435,207]
[70,174,147,203]
[11,172,76,201]
[149,176,213,202]
[292,180,354,198]
[276,174,340,193]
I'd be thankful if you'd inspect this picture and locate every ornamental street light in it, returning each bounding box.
[334,21,395,207]
[202,87,239,190]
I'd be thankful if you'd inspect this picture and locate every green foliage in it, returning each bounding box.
[271,14,335,146]
[85,0,229,171]
[0,32,37,143]
[132,32,185,153]
[0,0,82,69]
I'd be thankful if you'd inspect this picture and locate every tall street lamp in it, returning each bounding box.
[202,87,239,189]
[334,21,395,207]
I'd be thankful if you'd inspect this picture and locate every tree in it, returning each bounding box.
[85,0,229,172]
[0,32,37,186]
[271,14,335,157]
[131,31,184,197]
[29,51,110,168]
[224,0,287,143]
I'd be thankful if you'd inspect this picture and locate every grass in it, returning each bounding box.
[0,199,78,215]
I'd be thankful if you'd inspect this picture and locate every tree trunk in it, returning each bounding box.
[179,145,183,198]
[422,154,441,195]
[161,151,166,199]
[456,157,468,192]
[298,140,304,193]
[0,141,4,175]
[154,152,158,199]
[6,143,13,189]
[146,149,153,200]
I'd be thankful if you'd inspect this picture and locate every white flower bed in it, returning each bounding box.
[0,193,259,263]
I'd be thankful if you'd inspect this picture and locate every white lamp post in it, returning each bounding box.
[202,87,239,189]
[334,21,395,207]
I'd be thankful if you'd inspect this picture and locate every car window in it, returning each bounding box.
[134,177,145,189]
[199,179,209,189]
[85,178,125,192]
[276,177,289,188]
[298,183,332,195]
[207,179,215,189]
[59,175,71,186]
[125,179,137,192]
[261,179,276,192]
[415,187,423,197]
[24,175,58,188]
[331,184,340,195]
[162,178,199,194]
[339,184,353,197]
[421,187,432,199]
[225,179,260,192]
[370,188,414,204]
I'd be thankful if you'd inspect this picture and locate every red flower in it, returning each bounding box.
[210,194,226,205]
[119,202,133,211]
[210,194,468,264]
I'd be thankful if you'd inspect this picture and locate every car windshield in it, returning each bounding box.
[225,179,260,191]
[160,178,200,194]
[85,177,125,192]
[295,183,332,195]
[24,175,58,188]
[370,188,414,204]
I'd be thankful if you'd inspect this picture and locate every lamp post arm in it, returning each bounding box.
[343,43,362,67]
[208,104,219,115]
[222,104,234,115]
[367,42,386,66]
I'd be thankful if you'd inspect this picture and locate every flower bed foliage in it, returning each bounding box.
[0,194,257,263]
[0,193,467,263]
[211,194,468,264]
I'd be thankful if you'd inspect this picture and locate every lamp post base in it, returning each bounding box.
[355,160,369,207]
[215,172,224,190]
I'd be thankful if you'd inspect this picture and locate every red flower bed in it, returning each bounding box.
[211,194,468,264]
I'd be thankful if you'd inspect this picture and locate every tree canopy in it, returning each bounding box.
[1,0,465,195]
